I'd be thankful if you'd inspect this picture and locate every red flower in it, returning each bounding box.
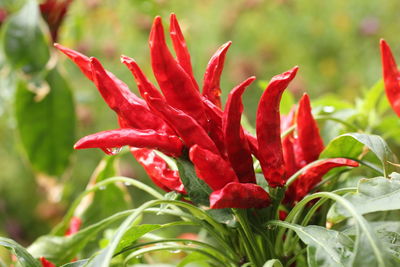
[58,14,358,209]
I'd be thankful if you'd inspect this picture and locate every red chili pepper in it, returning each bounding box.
[144,94,220,155]
[189,145,239,191]
[149,17,207,128]
[54,43,93,80]
[286,158,359,203]
[65,216,82,236]
[297,94,324,164]
[169,13,199,91]
[380,39,400,117]
[74,128,184,157]
[222,77,256,183]
[40,0,73,42]
[120,55,164,100]
[202,41,232,108]
[131,148,185,194]
[256,67,299,188]
[90,57,171,132]
[40,257,56,267]
[209,182,271,209]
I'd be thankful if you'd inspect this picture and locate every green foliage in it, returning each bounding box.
[14,68,75,176]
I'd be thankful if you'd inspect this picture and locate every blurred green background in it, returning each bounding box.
[1,0,400,247]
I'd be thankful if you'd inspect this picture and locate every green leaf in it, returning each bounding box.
[81,156,130,225]
[321,133,399,176]
[14,68,75,176]
[177,252,210,267]
[2,0,50,73]
[61,260,89,267]
[114,224,161,254]
[28,209,132,265]
[328,173,400,224]
[288,225,353,267]
[176,157,211,206]
[262,259,284,267]
[0,237,41,267]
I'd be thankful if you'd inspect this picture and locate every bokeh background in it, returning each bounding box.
[1,0,400,247]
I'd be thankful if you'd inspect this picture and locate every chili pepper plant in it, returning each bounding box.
[3,9,400,267]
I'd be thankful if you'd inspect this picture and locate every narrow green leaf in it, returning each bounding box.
[2,0,50,73]
[262,259,284,267]
[0,237,41,267]
[60,260,88,267]
[114,224,161,254]
[176,157,211,206]
[328,173,400,224]
[15,68,75,176]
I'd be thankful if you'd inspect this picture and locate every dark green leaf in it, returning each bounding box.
[114,224,161,254]
[0,237,41,267]
[176,157,211,206]
[2,0,50,73]
[15,67,75,176]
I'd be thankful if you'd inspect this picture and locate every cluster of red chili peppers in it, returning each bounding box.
[57,14,359,210]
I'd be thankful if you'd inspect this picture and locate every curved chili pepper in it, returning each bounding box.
[144,93,220,154]
[90,57,170,132]
[65,216,82,236]
[74,128,184,157]
[54,43,93,80]
[169,13,199,91]
[222,77,256,183]
[297,93,324,163]
[40,257,56,267]
[286,158,359,203]
[256,66,299,187]
[202,41,231,108]
[120,55,164,100]
[189,145,239,191]
[380,39,400,117]
[131,148,185,194]
[149,17,207,128]
[209,182,271,209]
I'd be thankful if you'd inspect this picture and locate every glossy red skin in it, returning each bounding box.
[210,182,271,209]
[297,94,324,163]
[74,128,184,157]
[149,17,208,129]
[222,77,256,183]
[145,94,220,155]
[189,145,239,191]
[202,41,232,108]
[131,148,185,194]
[256,67,298,188]
[380,39,400,117]
[286,158,359,203]
[169,13,199,91]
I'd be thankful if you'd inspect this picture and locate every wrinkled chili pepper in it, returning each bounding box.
[169,13,199,91]
[189,145,239,191]
[149,16,207,128]
[256,67,299,187]
[209,182,271,209]
[202,41,232,108]
[131,148,185,194]
[222,77,256,183]
[286,158,359,203]
[40,0,73,42]
[90,57,172,133]
[144,93,220,155]
[297,94,324,164]
[380,39,400,117]
[74,128,184,157]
